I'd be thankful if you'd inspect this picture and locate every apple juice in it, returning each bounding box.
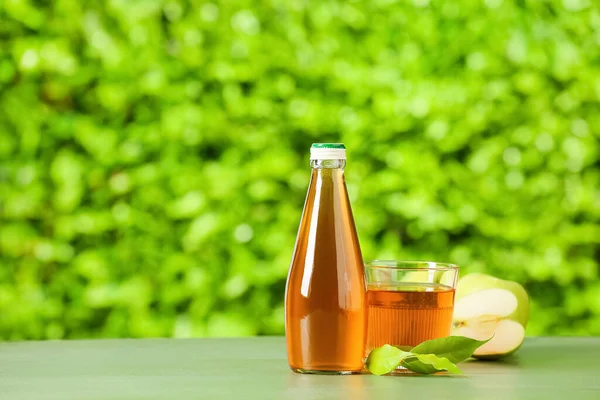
[285,144,367,374]
[366,282,455,354]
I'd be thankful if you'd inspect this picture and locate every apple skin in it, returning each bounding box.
[473,343,521,360]
[453,273,530,360]
[455,273,529,327]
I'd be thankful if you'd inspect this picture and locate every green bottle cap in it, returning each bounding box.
[311,143,346,149]
[310,143,346,160]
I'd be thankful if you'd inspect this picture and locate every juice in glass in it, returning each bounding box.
[365,262,459,354]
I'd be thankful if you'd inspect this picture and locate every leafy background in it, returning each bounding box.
[1,0,599,340]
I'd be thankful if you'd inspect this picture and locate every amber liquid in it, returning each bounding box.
[285,166,366,373]
[366,283,455,354]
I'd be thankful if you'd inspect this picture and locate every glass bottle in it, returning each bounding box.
[285,143,367,374]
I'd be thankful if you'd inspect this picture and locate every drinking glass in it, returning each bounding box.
[365,261,459,355]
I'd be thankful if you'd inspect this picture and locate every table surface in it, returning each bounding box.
[0,337,599,400]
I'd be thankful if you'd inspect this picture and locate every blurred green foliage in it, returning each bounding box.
[1,0,599,340]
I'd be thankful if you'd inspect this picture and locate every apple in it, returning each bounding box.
[452,273,529,360]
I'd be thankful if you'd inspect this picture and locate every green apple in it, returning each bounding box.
[452,273,529,360]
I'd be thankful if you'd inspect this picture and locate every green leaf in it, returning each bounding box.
[410,335,491,364]
[402,354,462,375]
[365,344,411,375]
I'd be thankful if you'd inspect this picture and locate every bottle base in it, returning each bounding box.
[290,367,359,375]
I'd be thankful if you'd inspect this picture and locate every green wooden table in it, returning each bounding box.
[0,337,598,400]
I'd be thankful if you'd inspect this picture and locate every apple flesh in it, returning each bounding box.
[452,273,529,360]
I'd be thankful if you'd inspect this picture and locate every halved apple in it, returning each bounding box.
[452,273,529,360]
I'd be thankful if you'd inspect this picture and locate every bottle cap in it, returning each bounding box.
[310,143,346,160]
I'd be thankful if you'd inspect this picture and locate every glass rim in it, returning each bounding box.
[364,260,459,271]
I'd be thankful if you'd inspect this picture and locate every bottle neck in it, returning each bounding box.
[310,159,346,169]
